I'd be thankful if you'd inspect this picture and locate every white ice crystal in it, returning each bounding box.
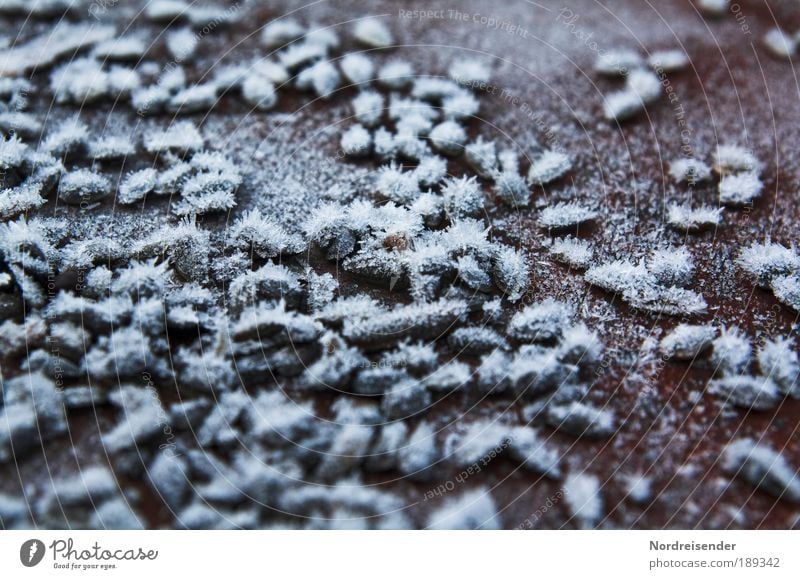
[711,327,752,375]
[341,124,372,157]
[709,375,780,410]
[549,237,593,268]
[564,473,603,528]
[428,120,467,156]
[279,41,328,71]
[723,439,800,502]
[625,69,662,103]
[89,134,136,160]
[377,60,414,89]
[669,158,712,184]
[647,246,693,286]
[492,245,529,301]
[738,241,800,287]
[659,324,716,360]
[413,156,447,186]
[57,169,112,205]
[666,203,722,232]
[426,488,500,530]
[595,49,643,76]
[698,0,729,16]
[92,36,147,61]
[261,18,305,48]
[0,21,115,76]
[242,75,277,110]
[226,208,305,258]
[449,59,491,86]
[494,171,530,207]
[168,83,219,113]
[464,138,497,179]
[0,182,45,218]
[442,90,480,120]
[42,117,88,156]
[340,53,374,85]
[442,176,484,218]
[718,171,763,206]
[118,168,158,205]
[353,18,393,48]
[539,202,597,230]
[527,150,572,186]
[648,49,689,72]
[352,90,384,127]
[714,144,761,174]
[509,299,572,342]
[164,27,198,61]
[758,337,800,398]
[144,120,204,154]
[296,60,341,98]
[763,28,796,59]
[771,274,800,312]
[603,89,646,121]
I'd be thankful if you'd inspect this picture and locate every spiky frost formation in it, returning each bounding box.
[340,53,374,85]
[352,90,384,127]
[527,150,572,186]
[714,145,761,174]
[144,120,204,154]
[719,172,762,206]
[738,241,800,287]
[666,203,722,232]
[668,158,712,185]
[659,324,716,360]
[758,337,800,398]
[723,439,800,503]
[494,171,530,207]
[428,120,466,156]
[711,327,752,375]
[585,252,707,317]
[340,124,372,157]
[539,202,597,230]
[464,138,497,178]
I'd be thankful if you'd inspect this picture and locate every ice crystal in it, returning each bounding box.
[666,203,722,232]
[527,150,572,186]
[711,327,752,375]
[539,202,597,230]
[340,53,374,85]
[758,337,800,398]
[353,19,393,48]
[738,241,800,287]
[377,60,414,89]
[723,439,800,503]
[595,49,643,76]
[718,172,762,206]
[659,324,716,360]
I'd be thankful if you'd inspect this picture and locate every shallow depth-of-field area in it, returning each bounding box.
[1,0,799,529]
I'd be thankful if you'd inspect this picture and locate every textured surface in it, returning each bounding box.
[0,0,799,530]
